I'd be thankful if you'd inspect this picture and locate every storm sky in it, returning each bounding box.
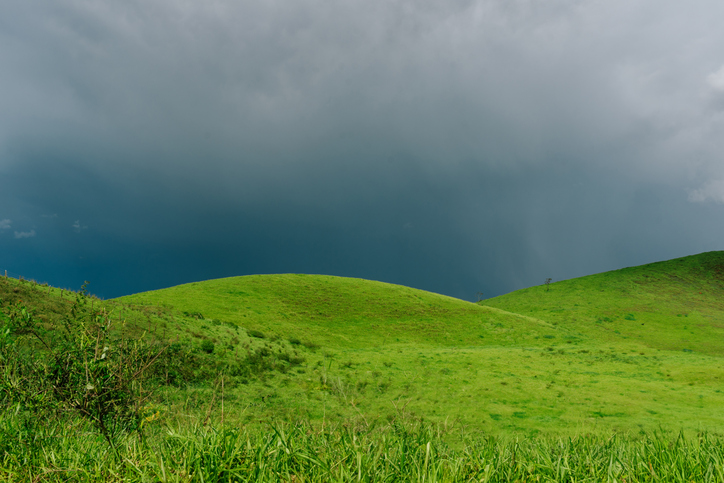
[2,0,724,300]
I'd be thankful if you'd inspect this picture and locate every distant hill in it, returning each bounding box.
[482,251,724,356]
[4,252,724,435]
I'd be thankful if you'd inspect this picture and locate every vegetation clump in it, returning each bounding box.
[0,283,162,457]
[247,329,265,339]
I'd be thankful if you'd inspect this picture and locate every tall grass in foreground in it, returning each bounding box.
[2,412,724,482]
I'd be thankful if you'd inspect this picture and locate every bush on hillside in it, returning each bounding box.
[200,339,215,353]
[248,329,266,339]
[0,286,164,457]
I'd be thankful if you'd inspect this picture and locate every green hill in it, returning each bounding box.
[482,251,724,355]
[118,274,556,348]
[4,252,724,437]
[5,253,724,480]
[114,255,724,436]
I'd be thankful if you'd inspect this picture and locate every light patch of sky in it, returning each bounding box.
[72,220,87,232]
[707,65,724,92]
[14,230,35,239]
[689,180,724,204]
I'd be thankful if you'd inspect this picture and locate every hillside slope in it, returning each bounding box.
[116,264,724,435]
[482,251,724,356]
[118,274,559,348]
[6,254,724,436]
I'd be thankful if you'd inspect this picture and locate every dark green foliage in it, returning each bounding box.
[0,284,163,456]
[227,345,305,379]
[183,311,205,319]
[139,333,308,387]
[150,341,202,386]
[200,339,215,353]
[247,329,265,339]
[302,339,320,351]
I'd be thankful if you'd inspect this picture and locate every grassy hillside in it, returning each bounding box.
[482,251,724,355]
[117,275,574,433]
[114,257,724,436]
[5,254,724,480]
[118,274,557,348]
[4,253,724,437]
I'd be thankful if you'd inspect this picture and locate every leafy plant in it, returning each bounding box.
[248,329,266,339]
[0,284,164,457]
[200,339,215,353]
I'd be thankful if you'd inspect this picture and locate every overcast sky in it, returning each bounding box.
[2,0,724,300]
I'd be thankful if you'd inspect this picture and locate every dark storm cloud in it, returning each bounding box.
[2,0,724,299]
[5,0,720,178]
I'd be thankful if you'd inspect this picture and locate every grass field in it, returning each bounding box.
[115,254,724,436]
[482,251,724,355]
[4,414,724,482]
[3,251,724,480]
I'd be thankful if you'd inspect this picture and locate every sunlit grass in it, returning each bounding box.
[111,254,724,435]
[4,252,724,480]
[3,412,724,482]
[118,274,560,348]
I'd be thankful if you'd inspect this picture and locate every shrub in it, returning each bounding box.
[0,285,163,458]
[182,311,205,319]
[248,329,265,339]
[200,339,215,354]
[302,340,320,351]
